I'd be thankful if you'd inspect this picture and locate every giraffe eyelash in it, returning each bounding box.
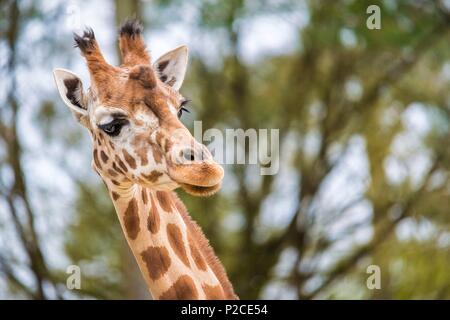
[180,99,191,107]
[178,99,191,118]
[177,107,190,119]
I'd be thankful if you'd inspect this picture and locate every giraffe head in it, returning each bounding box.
[53,20,223,196]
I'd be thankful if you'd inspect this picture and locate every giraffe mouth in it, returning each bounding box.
[167,160,224,196]
[179,182,222,196]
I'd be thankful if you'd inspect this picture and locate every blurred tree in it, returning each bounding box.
[163,0,450,299]
[0,0,63,299]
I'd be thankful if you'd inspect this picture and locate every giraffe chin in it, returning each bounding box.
[179,182,222,197]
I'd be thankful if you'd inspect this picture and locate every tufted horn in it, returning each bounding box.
[73,28,118,89]
[119,18,151,66]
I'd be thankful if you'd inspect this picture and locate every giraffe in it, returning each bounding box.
[53,19,237,300]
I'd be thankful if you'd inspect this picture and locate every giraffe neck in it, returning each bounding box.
[103,179,237,300]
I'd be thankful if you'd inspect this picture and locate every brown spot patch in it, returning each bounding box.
[202,284,225,300]
[123,198,140,240]
[152,147,163,164]
[143,171,163,183]
[112,161,124,174]
[156,191,172,212]
[167,223,190,267]
[100,150,109,163]
[141,188,148,205]
[164,138,173,153]
[139,150,148,166]
[111,191,120,201]
[189,234,207,271]
[159,275,198,300]
[93,149,101,168]
[133,134,149,166]
[107,169,118,177]
[123,149,137,169]
[147,195,160,234]
[115,155,128,172]
[140,246,171,281]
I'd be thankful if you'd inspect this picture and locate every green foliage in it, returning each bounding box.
[64,182,127,299]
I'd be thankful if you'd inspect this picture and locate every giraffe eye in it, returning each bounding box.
[98,118,128,137]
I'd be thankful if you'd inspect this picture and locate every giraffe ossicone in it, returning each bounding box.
[53,19,237,300]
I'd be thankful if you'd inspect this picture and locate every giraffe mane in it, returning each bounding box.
[171,193,238,299]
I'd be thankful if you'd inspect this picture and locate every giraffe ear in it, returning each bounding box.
[154,45,188,91]
[53,68,88,118]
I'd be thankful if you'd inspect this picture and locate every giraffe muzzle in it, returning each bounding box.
[166,142,224,196]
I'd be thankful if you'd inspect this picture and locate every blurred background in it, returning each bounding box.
[1,0,450,299]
